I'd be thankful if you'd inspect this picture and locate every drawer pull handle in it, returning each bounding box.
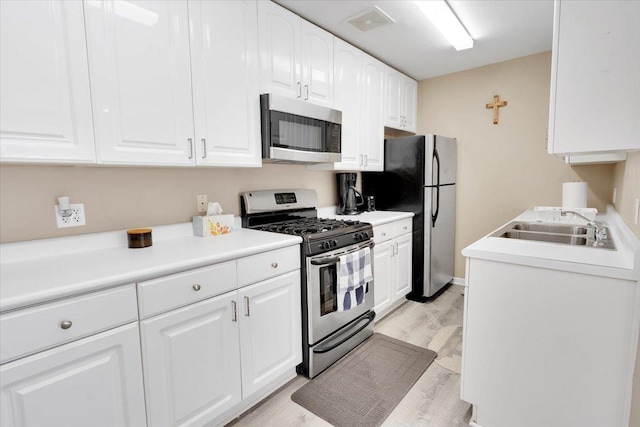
[60,320,73,330]
[193,284,202,291]
[232,301,237,322]
[403,226,408,230]
[381,233,386,236]
[271,262,278,268]
[245,296,250,316]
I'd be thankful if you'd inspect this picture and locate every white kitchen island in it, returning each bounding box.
[460,206,640,427]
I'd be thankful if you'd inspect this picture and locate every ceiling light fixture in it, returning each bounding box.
[414,0,473,51]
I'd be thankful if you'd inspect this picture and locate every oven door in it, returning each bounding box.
[306,241,374,345]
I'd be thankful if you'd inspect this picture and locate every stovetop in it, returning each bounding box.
[241,189,373,255]
[251,217,373,255]
[253,218,364,237]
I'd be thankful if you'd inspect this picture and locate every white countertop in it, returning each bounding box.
[0,222,301,313]
[317,207,414,226]
[461,206,640,281]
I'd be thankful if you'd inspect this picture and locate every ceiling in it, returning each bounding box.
[275,0,554,81]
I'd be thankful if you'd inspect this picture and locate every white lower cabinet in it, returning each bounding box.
[0,322,147,427]
[372,219,413,320]
[139,248,301,427]
[141,292,241,427]
[238,271,302,398]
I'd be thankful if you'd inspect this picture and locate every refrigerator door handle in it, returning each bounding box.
[432,148,441,227]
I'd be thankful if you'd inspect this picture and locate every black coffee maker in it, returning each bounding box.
[336,173,364,215]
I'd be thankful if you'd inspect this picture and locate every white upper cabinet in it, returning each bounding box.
[385,69,403,130]
[300,20,334,107]
[385,67,417,133]
[548,0,640,156]
[361,54,386,171]
[310,43,385,172]
[190,0,262,167]
[402,78,418,133]
[0,1,96,164]
[258,1,333,107]
[85,0,195,166]
[331,39,363,170]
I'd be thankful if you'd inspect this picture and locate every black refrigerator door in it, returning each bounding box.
[361,135,426,215]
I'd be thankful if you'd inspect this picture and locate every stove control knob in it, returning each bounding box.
[363,232,370,239]
[353,233,361,241]
[322,241,330,249]
[331,240,338,247]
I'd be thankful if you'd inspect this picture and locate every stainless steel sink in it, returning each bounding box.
[490,221,615,250]
[511,223,588,235]
[500,231,587,245]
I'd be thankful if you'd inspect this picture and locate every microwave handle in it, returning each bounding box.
[310,241,375,266]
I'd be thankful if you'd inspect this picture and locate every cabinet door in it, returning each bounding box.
[332,38,363,170]
[0,1,95,164]
[373,239,394,318]
[190,0,261,167]
[550,0,640,154]
[402,77,418,133]
[301,21,334,107]
[393,233,413,299]
[362,55,386,171]
[85,0,195,166]
[238,270,301,399]
[0,323,146,427]
[140,292,241,427]
[385,67,403,129]
[258,1,302,99]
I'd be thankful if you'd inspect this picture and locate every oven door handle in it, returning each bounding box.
[310,241,375,266]
[312,311,376,354]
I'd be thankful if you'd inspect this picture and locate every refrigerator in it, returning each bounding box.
[362,135,456,300]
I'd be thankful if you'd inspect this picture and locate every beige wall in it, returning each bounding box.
[417,51,614,279]
[613,151,640,238]
[0,164,337,243]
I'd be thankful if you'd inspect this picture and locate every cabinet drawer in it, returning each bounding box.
[0,285,137,364]
[373,223,394,243]
[137,261,237,319]
[237,246,300,287]
[393,218,413,237]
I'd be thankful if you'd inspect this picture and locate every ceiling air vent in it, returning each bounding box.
[346,6,395,32]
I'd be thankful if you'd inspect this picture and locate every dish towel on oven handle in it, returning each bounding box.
[337,247,373,312]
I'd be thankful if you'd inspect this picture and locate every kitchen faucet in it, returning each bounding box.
[560,210,607,245]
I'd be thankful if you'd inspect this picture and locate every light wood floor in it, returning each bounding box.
[229,285,471,427]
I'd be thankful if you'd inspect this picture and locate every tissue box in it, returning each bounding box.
[192,215,234,237]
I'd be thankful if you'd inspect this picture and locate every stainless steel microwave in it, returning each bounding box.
[260,93,342,164]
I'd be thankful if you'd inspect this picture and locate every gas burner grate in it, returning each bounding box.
[253,218,363,237]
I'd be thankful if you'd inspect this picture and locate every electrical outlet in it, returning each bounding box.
[612,187,617,204]
[55,203,86,228]
[197,195,208,213]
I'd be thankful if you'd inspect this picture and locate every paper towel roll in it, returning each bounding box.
[562,182,588,208]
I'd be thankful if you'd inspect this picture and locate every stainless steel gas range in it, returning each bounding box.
[241,189,375,378]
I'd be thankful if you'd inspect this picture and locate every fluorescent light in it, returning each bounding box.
[414,1,473,51]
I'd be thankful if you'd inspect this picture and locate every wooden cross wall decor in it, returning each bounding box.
[486,95,507,125]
